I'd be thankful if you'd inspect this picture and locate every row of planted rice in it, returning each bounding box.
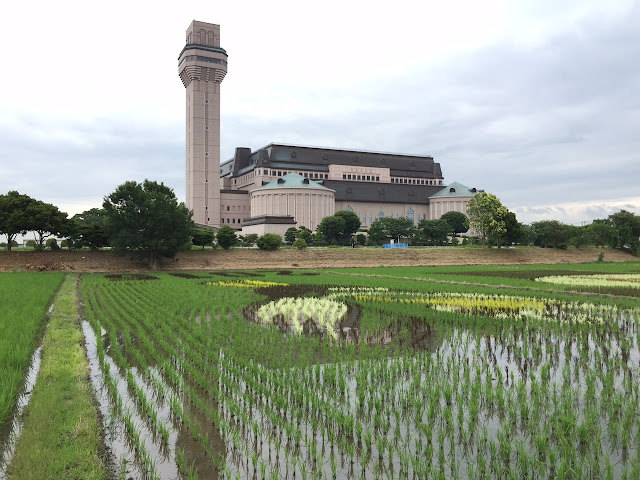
[76,269,640,479]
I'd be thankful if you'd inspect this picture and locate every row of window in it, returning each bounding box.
[344,207,428,226]
[342,174,381,182]
[222,217,244,224]
[222,205,248,212]
[391,177,442,186]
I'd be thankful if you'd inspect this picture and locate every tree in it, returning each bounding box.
[418,219,450,245]
[317,216,346,244]
[609,210,640,252]
[589,220,615,248]
[531,220,569,248]
[72,208,109,250]
[0,191,36,251]
[284,227,299,245]
[379,217,414,243]
[103,180,193,267]
[490,210,522,247]
[366,219,387,245]
[25,200,69,250]
[466,192,507,248]
[297,226,313,244]
[333,210,361,238]
[241,233,259,247]
[257,233,282,250]
[192,228,215,249]
[440,211,469,236]
[216,226,238,249]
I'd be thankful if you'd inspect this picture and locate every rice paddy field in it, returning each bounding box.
[0,272,63,427]
[1,262,640,479]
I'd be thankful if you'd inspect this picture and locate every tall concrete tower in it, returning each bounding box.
[178,21,227,226]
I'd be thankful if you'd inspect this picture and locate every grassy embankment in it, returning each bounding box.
[8,274,107,480]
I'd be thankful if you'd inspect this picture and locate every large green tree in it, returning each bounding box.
[378,217,414,243]
[333,210,361,238]
[216,226,238,250]
[466,192,507,248]
[71,208,109,250]
[418,219,450,245]
[0,191,35,251]
[26,200,69,249]
[191,227,215,249]
[103,180,193,267]
[366,219,387,245]
[440,211,469,236]
[531,220,569,248]
[317,216,346,244]
[609,210,640,253]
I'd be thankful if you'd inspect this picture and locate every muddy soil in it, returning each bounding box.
[0,247,634,273]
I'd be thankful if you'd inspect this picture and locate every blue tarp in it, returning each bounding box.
[383,243,408,248]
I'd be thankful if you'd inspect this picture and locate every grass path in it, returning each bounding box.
[7,274,108,480]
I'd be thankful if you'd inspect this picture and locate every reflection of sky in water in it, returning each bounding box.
[80,280,639,480]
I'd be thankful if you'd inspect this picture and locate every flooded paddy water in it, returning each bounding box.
[78,272,640,479]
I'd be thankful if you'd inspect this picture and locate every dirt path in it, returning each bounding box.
[0,247,635,273]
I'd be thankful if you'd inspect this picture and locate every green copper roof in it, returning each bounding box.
[430,181,480,198]
[256,173,334,191]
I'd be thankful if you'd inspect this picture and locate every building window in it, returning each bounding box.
[325,174,328,179]
[378,211,384,219]
[238,218,241,224]
[263,169,268,175]
[278,171,282,176]
[376,176,379,182]
[343,174,346,179]
[205,152,208,157]
[232,218,235,223]
[347,174,351,180]
[303,173,308,177]
[370,213,373,224]
[366,175,370,181]
[205,126,208,130]
[227,206,230,211]
[205,99,209,104]
[407,208,415,224]
[357,175,361,180]
[346,206,353,211]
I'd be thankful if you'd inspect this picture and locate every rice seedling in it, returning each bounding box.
[71,264,640,479]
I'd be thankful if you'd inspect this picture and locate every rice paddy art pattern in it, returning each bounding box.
[4,264,639,480]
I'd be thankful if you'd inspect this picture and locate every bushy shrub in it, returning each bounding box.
[46,238,60,250]
[257,233,282,251]
[292,238,307,250]
[357,234,367,246]
[216,226,238,250]
[26,240,37,248]
[556,242,569,250]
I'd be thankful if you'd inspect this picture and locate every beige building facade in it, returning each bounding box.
[180,21,482,236]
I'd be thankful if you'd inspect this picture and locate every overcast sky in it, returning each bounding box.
[1,0,638,226]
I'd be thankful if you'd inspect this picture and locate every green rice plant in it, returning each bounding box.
[0,272,64,424]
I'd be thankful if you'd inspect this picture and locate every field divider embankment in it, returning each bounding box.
[326,271,640,301]
[6,274,108,480]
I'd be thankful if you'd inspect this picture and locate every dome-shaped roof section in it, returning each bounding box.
[430,181,482,198]
[255,172,334,191]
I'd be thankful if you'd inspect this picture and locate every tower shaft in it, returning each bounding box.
[178,21,227,226]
